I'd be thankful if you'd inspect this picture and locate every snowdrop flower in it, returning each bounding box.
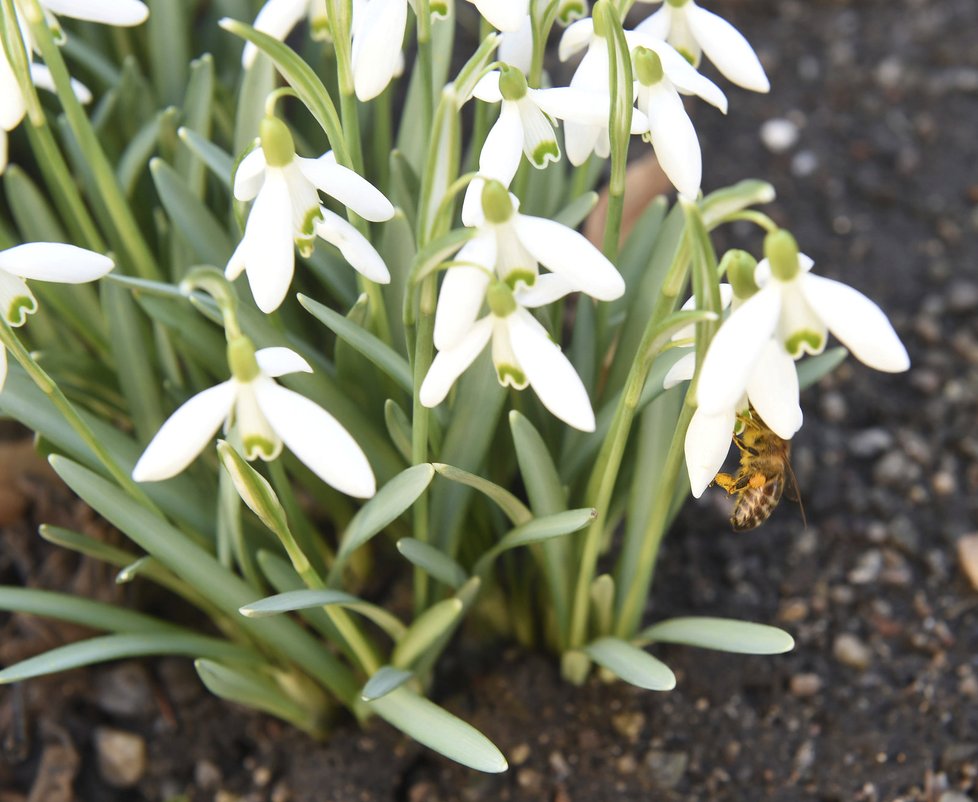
[630,43,726,198]
[0,242,114,391]
[351,0,408,100]
[227,115,394,313]
[26,0,148,31]
[133,341,376,498]
[240,0,328,68]
[466,0,528,32]
[498,14,533,74]
[695,231,909,476]
[421,182,625,430]
[634,0,769,93]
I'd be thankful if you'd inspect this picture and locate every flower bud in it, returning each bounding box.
[498,65,528,101]
[722,250,760,300]
[634,47,664,87]
[481,180,515,224]
[227,336,260,382]
[259,116,295,167]
[487,281,517,318]
[764,229,801,282]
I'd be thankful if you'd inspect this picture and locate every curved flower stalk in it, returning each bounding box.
[421,181,624,431]
[0,242,114,390]
[132,342,376,498]
[227,115,394,313]
[691,232,910,492]
[462,66,646,222]
[634,0,769,93]
[240,0,329,68]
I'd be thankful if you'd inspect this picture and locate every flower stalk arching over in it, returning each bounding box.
[132,342,376,498]
[634,0,770,93]
[227,115,394,313]
[0,242,114,391]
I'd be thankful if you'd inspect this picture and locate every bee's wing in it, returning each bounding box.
[783,457,808,528]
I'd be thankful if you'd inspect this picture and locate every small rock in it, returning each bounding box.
[791,150,819,177]
[933,471,957,496]
[644,750,688,790]
[834,633,873,670]
[849,550,883,584]
[158,658,203,705]
[549,751,571,780]
[790,673,823,698]
[938,793,973,802]
[94,663,155,718]
[959,674,978,699]
[516,768,543,792]
[947,281,978,312]
[849,428,894,458]
[252,766,272,787]
[760,118,800,153]
[616,754,637,775]
[95,728,146,789]
[510,743,531,766]
[820,392,847,423]
[270,781,292,802]
[957,534,978,591]
[610,711,645,743]
[27,739,79,802]
[194,759,222,790]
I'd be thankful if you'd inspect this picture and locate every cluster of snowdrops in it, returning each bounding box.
[0,0,907,772]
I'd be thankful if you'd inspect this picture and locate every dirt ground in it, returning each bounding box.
[2,0,978,800]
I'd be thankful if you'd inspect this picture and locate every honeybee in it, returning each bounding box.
[712,410,804,531]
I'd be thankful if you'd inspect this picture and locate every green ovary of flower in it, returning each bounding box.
[487,281,518,317]
[765,229,801,282]
[724,250,760,299]
[259,116,296,167]
[499,66,529,101]
[481,180,514,224]
[634,48,664,86]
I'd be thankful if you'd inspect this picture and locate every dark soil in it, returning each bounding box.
[3,0,978,800]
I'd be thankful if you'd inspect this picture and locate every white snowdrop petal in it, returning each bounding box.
[514,272,577,307]
[352,0,407,101]
[255,380,376,498]
[672,284,732,341]
[530,87,610,126]
[643,82,701,198]
[42,0,148,25]
[0,345,7,393]
[433,236,495,350]
[634,5,670,39]
[225,239,247,281]
[518,99,559,168]
[314,208,391,284]
[297,153,394,221]
[242,170,296,313]
[563,119,602,166]
[663,351,696,389]
[255,347,313,377]
[801,274,910,372]
[234,147,267,201]
[684,406,735,498]
[242,0,310,67]
[132,381,237,482]
[746,340,802,440]
[471,0,528,32]
[0,242,113,282]
[28,63,92,104]
[461,177,486,228]
[696,284,781,415]
[633,36,728,113]
[513,214,625,301]
[0,52,26,131]
[420,317,494,407]
[479,101,524,186]
[684,3,770,93]
[498,16,533,74]
[558,18,594,61]
[508,309,595,431]
[472,71,503,103]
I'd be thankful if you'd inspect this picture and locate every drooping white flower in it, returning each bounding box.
[0,242,114,390]
[227,116,394,313]
[132,343,376,498]
[466,0,528,32]
[629,40,726,198]
[241,0,328,68]
[634,0,769,93]
[696,231,909,439]
[498,14,533,74]
[351,0,408,101]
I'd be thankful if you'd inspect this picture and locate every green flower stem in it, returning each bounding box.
[267,459,334,573]
[529,0,559,88]
[613,395,694,636]
[416,0,435,127]
[24,2,160,280]
[565,243,690,661]
[722,210,779,234]
[600,1,633,266]
[372,85,393,190]
[0,319,160,514]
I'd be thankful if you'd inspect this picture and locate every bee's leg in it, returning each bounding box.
[713,472,738,494]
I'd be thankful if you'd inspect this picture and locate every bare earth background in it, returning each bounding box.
[2,0,978,800]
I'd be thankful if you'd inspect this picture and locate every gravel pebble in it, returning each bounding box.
[94,663,155,718]
[789,673,823,698]
[833,633,873,670]
[760,118,800,152]
[95,727,147,788]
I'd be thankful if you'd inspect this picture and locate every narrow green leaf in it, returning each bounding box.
[298,293,413,394]
[553,191,598,229]
[0,586,176,634]
[407,227,477,287]
[194,659,324,735]
[333,464,435,570]
[474,508,595,575]
[151,157,234,267]
[175,53,215,194]
[396,538,467,589]
[432,463,531,525]
[0,633,258,683]
[509,411,566,515]
[383,399,413,462]
[583,637,676,691]
[637,617,795,654]
[177,127,233,189]
[369,687,508,773]
[798,347,847,390]
[392,599,463,669]
[146,0,189,105]
[361,666,413,701]
[117,111,164,197]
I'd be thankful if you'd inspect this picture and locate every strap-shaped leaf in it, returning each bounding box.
[369,687,508,774]
[432,463,531,525]
[0,633,259,683]
[583,637,676,691]
[396,538,467,589]
[240,588,406,641]
[473,508,596,576]
[361,666,413,701]
[0,586,176,634]
[178,126,233,189]
[509,411,566,516]
[637,617,795,654]
[392,598,463,669]
[798,347,847,390]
